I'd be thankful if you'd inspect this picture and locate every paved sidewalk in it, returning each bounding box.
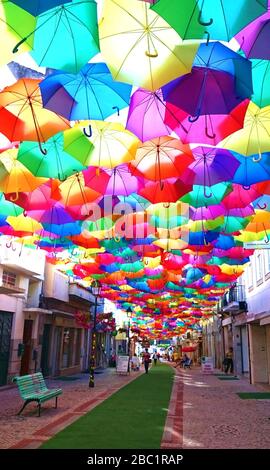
[182,367,270,449]
[0,369,142,449]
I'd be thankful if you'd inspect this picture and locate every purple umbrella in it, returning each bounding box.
[235,8,270,59]
[189,146,240,186]
[104,164,144,197]
[162,67,249,120]
[126,88,172,142]
[28,203,75,225]
[190,205,225,221]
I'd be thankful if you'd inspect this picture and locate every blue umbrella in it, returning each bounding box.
[193,42,253,99]
[10,0,71,16]
[39,63,132,120]
[232,152,270,186]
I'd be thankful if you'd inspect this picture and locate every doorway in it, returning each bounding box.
[40,324,51,377]
[20,319,33,376]
[0,312,13,386]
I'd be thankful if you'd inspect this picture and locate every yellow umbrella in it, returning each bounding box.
[0,149,48,200]
[58,172,100,206]
[219,101,270,160]
[153,238,188,251]
[77,121,140,168]
[7,214,43,233]
[99,0,199,91]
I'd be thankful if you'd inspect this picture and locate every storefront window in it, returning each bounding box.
[62,328,74,368]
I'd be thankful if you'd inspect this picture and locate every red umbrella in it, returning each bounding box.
[139,178,192,203]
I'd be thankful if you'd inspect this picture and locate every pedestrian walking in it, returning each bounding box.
[152,352,157,365]
[142,349,151,374]
[223,347,234,374]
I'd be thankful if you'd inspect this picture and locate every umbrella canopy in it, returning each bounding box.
[130,136,193,182]
[126,88,171,142]
[164,100,250,145]
[219,101,270,159]
[151,0,267,41]
[39,62,132,121]
[235,9,270,59]
[0,78,70,154]
[99,0,200,91]
[190,146,240,186]
[139,179,192,204]
[102,165,143,197]
[9,0,71,16]
[251,59,270,107]
[0,1,36,66]
[162,67,251,120]
[17,131,85,180]
[13,0,100,73]
[181,182,231,208]
[0,149,47,200]
[78,121,140,169]
[232,152,270,186]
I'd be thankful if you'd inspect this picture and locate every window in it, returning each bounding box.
[2,271,16,287]
[255,254,263,282]
[265,250,270,274]
[247,263,253,288]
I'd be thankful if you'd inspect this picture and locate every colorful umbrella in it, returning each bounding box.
[0,78,70,154]
[9,0,71,16]
[130,136,193,182]
[99,0,199,91]
[14,0,100,73]
[190,146,240,186]
[126,88,172,142]
[39,63,132,121]
[151,0,267,42]
[17,131,85,180]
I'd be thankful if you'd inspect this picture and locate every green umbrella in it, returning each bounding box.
[220,215,252,234]
[251,59,270,107]
[181,183,232,208]
[63,126,94,167]
[17,132,86,180]
[151,0,267,41]
[0,192,23,216]
[13,0,100,73]
[0,1,36,66]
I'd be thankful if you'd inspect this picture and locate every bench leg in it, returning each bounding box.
[18,399,31,416]
[55,396,58,409]
[38,402,41,417]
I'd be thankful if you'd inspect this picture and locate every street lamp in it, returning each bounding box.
[89,279,102,388]
[126,307,132,371]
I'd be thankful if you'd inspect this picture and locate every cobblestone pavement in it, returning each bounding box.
[0,369,142,449]
[182,368,270,449]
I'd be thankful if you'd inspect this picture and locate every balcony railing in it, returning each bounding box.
[221,285,247,312]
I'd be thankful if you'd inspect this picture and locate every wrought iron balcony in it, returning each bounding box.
[221,285,247,313]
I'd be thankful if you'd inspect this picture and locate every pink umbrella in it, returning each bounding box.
[190,205,225,221]
[164,100,249,145]
[222,184,261,209]
[235,6,270,59]
[126,88,171,142]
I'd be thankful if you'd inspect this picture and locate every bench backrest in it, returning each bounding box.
[13,372,48,399]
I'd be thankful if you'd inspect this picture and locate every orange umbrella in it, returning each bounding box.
[130,136,193,181]
[0,78,70,154]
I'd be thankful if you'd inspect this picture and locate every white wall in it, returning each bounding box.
[44,263,69,302]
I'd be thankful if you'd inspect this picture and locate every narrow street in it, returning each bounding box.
[0,365,270,450]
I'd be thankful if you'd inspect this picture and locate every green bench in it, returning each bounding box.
[13,372,62,417]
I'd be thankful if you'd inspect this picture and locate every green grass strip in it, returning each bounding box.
[237,392,270,399]
[41,363,174,449]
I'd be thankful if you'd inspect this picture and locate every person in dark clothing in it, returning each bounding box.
[142,349,151,373]
[223,347,234,374]
[152,352,158,365]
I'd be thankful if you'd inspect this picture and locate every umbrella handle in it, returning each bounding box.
[205,127,216,139]
[204,31,210,46]
[242,185,251,191]
[188,113,200,123]
[38,141,47,155]
[252,154,262,163]
[112,106,120,116]
[198,11,213,26]
[13,37,28,53]
[257,202,267,210]
[114,235,121,242]
[264,232,270,244]
[145,50,158,58]
[58,173,67,182]
[83,125,92,138]
[10,191,19,202]
[163,202,170,208]
[203,187,212,198]
[23,210,27,217]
